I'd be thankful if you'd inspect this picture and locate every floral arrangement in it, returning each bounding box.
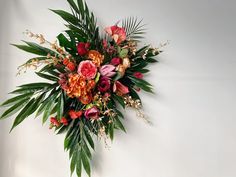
[0,0,164,176]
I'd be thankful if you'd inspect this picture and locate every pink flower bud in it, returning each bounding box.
[99,64,116,77]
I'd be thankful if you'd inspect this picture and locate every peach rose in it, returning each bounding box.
[77,60,97,80]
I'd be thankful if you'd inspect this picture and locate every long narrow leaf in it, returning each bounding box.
[10,99,36,132]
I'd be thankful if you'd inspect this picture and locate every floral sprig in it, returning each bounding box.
[0,0,162,177]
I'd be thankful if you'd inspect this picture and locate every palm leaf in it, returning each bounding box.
[122,17,146,41]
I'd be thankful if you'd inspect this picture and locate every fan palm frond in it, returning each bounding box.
[122,17,146,41]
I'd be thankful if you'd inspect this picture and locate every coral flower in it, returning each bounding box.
[63,58,69,65]
[50,117,60,127]
[69,110,83,119]
[84,106,100,119]
[88,50,104,67]
[113,81,129,95]
[60,117,68,126]
[78,60,97,80]
[105,25,126,44]
[66,62,76,71]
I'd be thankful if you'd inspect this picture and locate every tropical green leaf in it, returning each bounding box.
[81,149,91,176]
[122,17,146,41]
[129,87,142,103]
[19,82,52,89]
[146,57,158,63]
[83,142,92,159]
[35,72,58,81]
[11,44,47,56]
[67,0,80,14]
[50,9,79,25]
[70,149,78,175]
[47,70,60,77]
[0,98,29,119]
[10,98,36,132]
[9,87,40,94]
[136,45,150,55]
[21,57,48,65]
[22,41,56,56]
[1,92,33,106]
[65,30,76,47]
[56,125,68,134]
[112,94,125,109]
[42,96,57,123]
[128,76,153,93]
[36,91,59,117]
[131,60,148,70]
[128,76,152,86]
[109,123,114,140]
[84,127,94,149]
[57,33,74,49]
[57,93,64,119]
[76,150,82,177]
[115,117,126,132]
[114,109,124,119]
[26,93,46,116]
[77,0,85,17]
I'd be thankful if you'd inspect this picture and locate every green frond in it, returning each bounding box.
[122,16,146,41]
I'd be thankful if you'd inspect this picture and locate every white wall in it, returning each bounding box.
[1,0,236,177]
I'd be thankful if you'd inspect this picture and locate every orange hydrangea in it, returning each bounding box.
[88,50,104,67]
[64,74,96,104]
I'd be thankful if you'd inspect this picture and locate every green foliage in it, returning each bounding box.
[0,82,58,131]
[122,17,146,41]
[1,92,34,107]
[36,72,58,81]
[64,121,93,177]
[128,76,153,93]
[52,0,98,45]
[111,94,125,109]
[57,93,64,119]
[12,41,57,56]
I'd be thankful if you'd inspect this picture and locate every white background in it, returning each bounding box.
[0,0,236,177]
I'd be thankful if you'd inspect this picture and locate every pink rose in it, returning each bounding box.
[77,42,90,56]
[99,64,116,77]
[105,25,126,44]
[113,81,129,95]
[78,60,97,80]
[98,77,111,92]
[110,57,122,66]
[84,106,100,119]
[133,72,143,79]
